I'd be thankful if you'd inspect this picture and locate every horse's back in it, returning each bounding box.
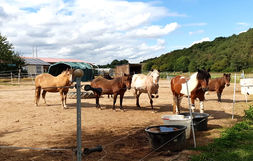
[131,74,147,89]
[35,73,56,87]
[208,77,224,91]
[171,75,187,95]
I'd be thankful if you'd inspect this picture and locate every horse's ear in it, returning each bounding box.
[158,69,161,72]
[151,69,153,72]
[123,73,127,76]
[223,73,226,76]
[207,68,210,72]
[197,69,201,73]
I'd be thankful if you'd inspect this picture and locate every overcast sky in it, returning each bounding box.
[1,0,252,65]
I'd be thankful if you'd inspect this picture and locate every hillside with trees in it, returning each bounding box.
[98,59,129,68]
[142,28,253,72]
[0,33,24,71]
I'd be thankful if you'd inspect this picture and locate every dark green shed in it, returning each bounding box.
[48,61,94,81]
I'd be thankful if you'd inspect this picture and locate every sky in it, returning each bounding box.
[0,0,252,65]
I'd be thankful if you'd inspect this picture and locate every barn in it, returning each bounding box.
[23,57,50,75]
[115,63,142,76]
[48,61,94,81]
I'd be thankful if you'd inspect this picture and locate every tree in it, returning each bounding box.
[0,33,24,71]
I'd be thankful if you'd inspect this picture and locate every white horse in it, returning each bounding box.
[131,69,160,111]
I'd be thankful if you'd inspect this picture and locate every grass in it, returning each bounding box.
[190,106,253,161]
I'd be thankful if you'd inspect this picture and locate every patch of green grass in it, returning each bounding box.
[190,106,253,161]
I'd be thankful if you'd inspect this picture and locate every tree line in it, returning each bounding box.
[142,28,253,72]
[0,33,24,71]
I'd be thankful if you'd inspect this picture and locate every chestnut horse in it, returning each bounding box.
[131,69,160,112]
[208,73,231,102]
[171,69,211,114]
[35,69,73,109]
[90,74,132,111]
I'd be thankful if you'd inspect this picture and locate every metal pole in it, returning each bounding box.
[232,73,236,119]
[74,69,84,161]
[186,81,196,148]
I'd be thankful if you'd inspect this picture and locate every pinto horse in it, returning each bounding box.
[208,73,231,102]
[35,69,73,109]
[131,69,160,112]
[171,69,211,114]
[89,74,132,111]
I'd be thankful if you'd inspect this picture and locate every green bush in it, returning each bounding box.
[244,105,253,120]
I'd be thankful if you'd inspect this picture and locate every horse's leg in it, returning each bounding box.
[35,87,41,106]
[95,95,101,109]
[60,90,66,109]
[136,90,141,108]
[113,93,118,111]
[190,97,196,112]
[198,93,205,113]
[172,95,177,114]
[177,96,182,114]
[147,92,154,112]
[63,90,68,108]
[119,93,125,111]
[42,90,47,105]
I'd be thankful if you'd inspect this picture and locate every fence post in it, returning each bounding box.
[18,69,21,85]
[11,72,13,84]
[74,69,84,161]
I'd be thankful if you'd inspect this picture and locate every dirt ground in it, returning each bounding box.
[0,79,251,161]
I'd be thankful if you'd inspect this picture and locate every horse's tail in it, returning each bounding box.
[84,85,102,95]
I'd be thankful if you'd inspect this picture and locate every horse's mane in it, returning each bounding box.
[196,69,211,80]
[147,69,159,76]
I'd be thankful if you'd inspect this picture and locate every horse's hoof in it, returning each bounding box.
[152,110,157,113]
[120,109,125,112]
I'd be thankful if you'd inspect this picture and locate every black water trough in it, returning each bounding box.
[181,112,210,131]
[145,125,186,152]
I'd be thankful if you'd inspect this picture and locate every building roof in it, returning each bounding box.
[39,57,88,63]
[23,57,50,65]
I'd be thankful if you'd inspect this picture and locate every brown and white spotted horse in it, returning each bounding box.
[208,73,231,102]
[170,69,211,114]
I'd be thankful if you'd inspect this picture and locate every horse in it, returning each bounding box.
[207,73,231,102]
[131,69,160,112]
[89,74,132,111]
[170,69,211,114]
[35,69,73,109]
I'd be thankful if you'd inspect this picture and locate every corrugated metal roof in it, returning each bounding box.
[52,61,93,69]
[23,57,50,65]
[39,57,88,63]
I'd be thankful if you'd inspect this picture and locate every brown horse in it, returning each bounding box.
[171,69,211,114]
[90,74,132,110]
[208,73,231,102]
[35,69,73,109]
[102,74,114,98]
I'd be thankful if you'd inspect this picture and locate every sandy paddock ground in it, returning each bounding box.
[0,79,251,161]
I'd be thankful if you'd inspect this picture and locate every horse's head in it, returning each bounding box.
[197,69,211,92]
[223,73,231,86]
[148,69,160,85]
[62,69,74,84]
[123,73,132,90]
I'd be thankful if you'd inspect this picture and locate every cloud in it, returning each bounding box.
[127,22,180,38]
[189,29,204,35]
[237,22,249,27]
[184,22,207,27]
[190,37,210,46]
[0,0,183,65]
